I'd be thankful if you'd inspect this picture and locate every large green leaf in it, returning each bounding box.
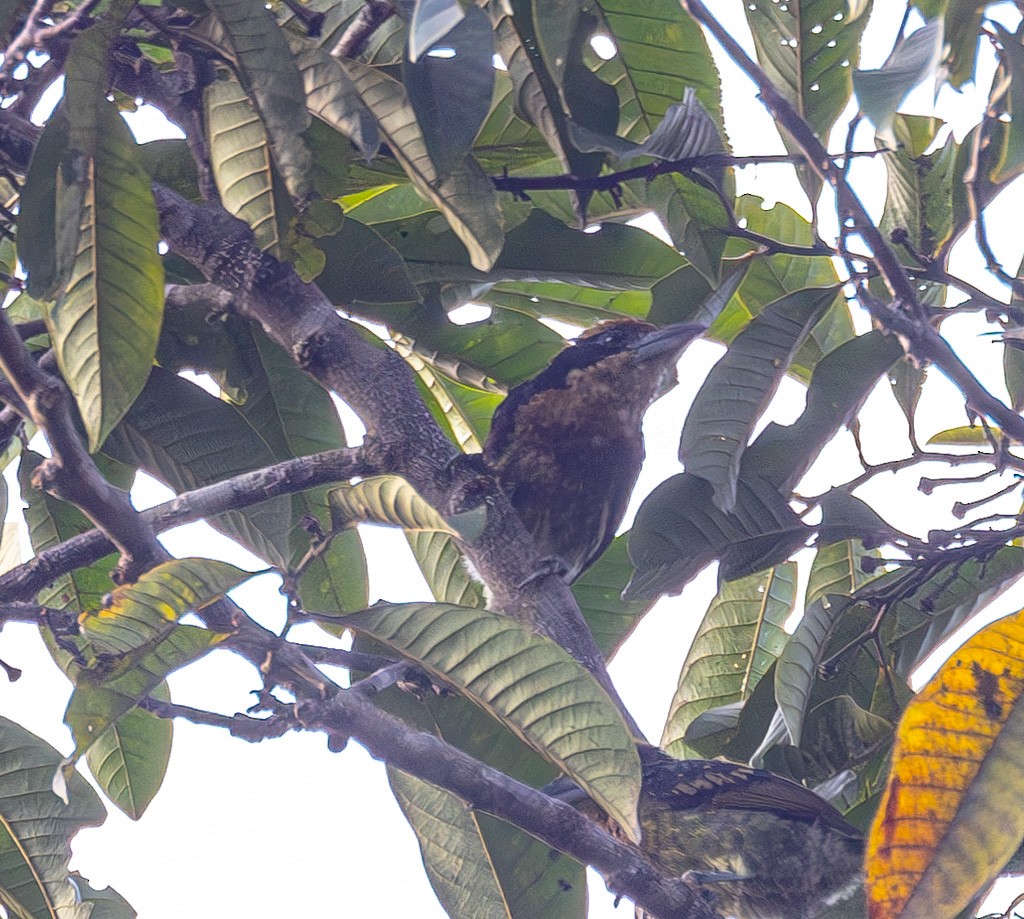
[403,6,495,176]
[78,558,250,660]
[594,0,723,140]
[205,0,312,200]
[742,329,905,493]
[338,59,504,271]
[290,34,379,160]
[626,473,809,600]
[774,541,879,747]
[879,115,955,258]
[371,681,583,919]
[205,76,281,254]
[0,718,108,919]
[49,102,164,451]
[746,0,870,199]
[662,565,794,760]
[65,625,225,761]
[387,768,510,919]
[486,0,612,222]
[17,111,69,300]
[679,286,837,513]
[85,683,172,820]
[334,602,642,840]
[103,367,292,567]
[314,216,419,306]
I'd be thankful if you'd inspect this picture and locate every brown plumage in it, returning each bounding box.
[483,319,704,582]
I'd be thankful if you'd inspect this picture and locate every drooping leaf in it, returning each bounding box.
[205,0,313,200]
[78,558,250,659]
[679,286,838,513]
[867,608,1024,919]
[49,101,164,451]
[331,602,643,840]
[0,718,108,919]
[774,541,880,748]
[403,6,495,176]
[290,34,380,160]
[329,475,485,542]
[408,0,465,62]
[853,20,944,143]
[338,58,504,271]
[205,76,281,254]
[745,0,871,201]
[743,329,904,492]
[662,565,795,759]
[625,473,810,600]
[102,367,292,566]
[65,625,225,761]
[85,683,173,820]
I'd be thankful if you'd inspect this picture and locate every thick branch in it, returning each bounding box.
[0,312,162,578]
[298,691,716,919]
[0,447,367,598]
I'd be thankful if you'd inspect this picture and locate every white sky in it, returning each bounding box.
[3,1,1024,917]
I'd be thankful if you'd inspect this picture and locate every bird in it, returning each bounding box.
[547,745,865,919]
[482,318,705,583]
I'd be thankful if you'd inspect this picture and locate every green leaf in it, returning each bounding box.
[334,602,642,840]
[205,0,312,200]
[625,473,809,600]
[403,7,495,176]
[594,0,723,141]
[0,718,107,919]
[65,625,225,761]
[879,115,955,258]
[773,541,879,748]
[205,76,281,254]
[853,20,943,143]
[572,535,657,660]
[328,475,485,541]
[19,451,118,615]
[103,368,292,566]
[746,0,871,200]
[884,546,1024,678]
[486,0,608,222]
[408,0,465,62]
[387,768,510,919]
[78,558,251,659]
[338,58,504,271]
[86,683,172,820]
[314,216,419,305]
[990,24,1024,184]
[17,111,69,299]
[406,531,485,608]
[48,102,164,451]
[290,35,379,160]
[63,0,136,154]
[662,565,795,759]
[743,329,904,492]
[370,680,583,919]
[680,286,838,513]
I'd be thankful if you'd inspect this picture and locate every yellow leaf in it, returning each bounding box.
[866,609,1024,919]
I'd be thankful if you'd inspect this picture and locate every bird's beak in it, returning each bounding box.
[631,322,706,360]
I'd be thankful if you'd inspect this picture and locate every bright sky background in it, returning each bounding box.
[3,2,1024,917]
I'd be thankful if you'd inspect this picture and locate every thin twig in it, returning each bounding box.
[330,0,395,59]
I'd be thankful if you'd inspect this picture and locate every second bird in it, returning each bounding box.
[483,318,705,583]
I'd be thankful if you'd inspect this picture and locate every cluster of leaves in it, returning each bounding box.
[3,0,1024,918]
